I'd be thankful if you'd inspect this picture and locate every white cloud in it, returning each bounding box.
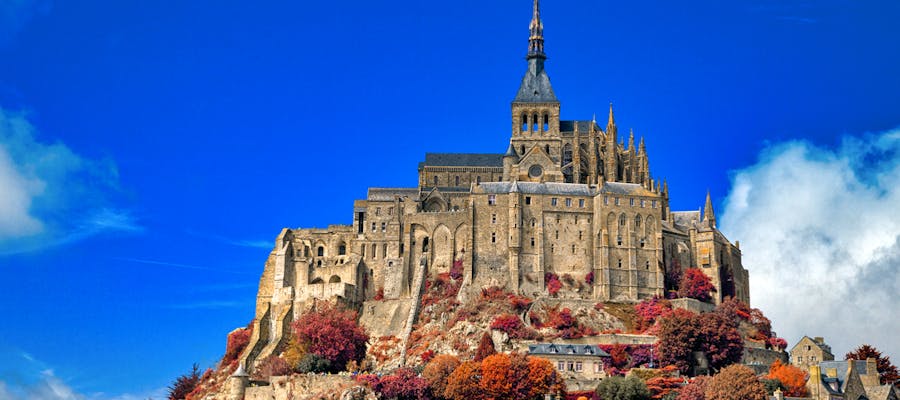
[719,128,900,361]
[0,108,140,255]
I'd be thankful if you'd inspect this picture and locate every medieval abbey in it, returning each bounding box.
[238,0,750,370]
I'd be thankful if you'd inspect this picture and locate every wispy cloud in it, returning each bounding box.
[184,228,272,249]
[0,349,166,400]
[0,108,141,256]
[720,127,900,361]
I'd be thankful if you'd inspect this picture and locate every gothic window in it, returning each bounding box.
[635,215,642,228]
[543,114,549,132]
[532,113,539,132]
[317,246,324,256]
[423,237,429,252]
[619,214,626,226]
[338,244,346,255]
[488,195,496,205]
[521,113,528,133]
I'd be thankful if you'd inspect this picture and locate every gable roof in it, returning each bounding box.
[421,153,504,168]
[528,343,610,357]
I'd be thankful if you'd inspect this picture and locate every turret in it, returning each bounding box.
[503,142,519,181]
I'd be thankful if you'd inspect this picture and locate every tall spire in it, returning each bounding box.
[703,190,716,228]
[607,103,616,126]
[528,0,545,60]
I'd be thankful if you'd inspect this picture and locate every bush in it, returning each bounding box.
[678,268,715,302]
[634,297,672,333]
[585,271,595,285]
[474,332,496,362]
[374,287,385,300]
[508,294,533,312]
[595,376,650,400]
[291,302,368,373]
[424,354,461,399]
[450,259,463,280]
[297,353,332,373]
[253,355,292,380]
[765,360,808,397]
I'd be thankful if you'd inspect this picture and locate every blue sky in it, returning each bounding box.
[1,0,898,398]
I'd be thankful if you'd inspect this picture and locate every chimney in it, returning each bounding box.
[862,357,879,386]
[814,337,825,344]
[808,365,822,399]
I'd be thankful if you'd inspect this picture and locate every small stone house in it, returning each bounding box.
[791,336,834,370]
[807,358,899,400]
[528,343,610,392]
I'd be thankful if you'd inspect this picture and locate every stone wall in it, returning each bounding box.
[244,374,357,400]
[669,298,716,314]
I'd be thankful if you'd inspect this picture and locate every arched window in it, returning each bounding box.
[521,113,528,132]
[317,246,324,256]
[532,113,539,132]
[635,215,642,229]
[521,145,526,155]
[619,214,626,226]
[545,144,550,154]
[531,219,536,227]
[543,114,549,131]
[423,237,429,252]
[338,243,346,255]
[317,260,322,267]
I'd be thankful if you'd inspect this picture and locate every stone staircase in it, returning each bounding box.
[398,255,428,366]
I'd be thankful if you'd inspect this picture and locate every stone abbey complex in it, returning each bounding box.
[238,0,750,370]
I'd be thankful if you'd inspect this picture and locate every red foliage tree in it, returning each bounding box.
[678,268,716,302]
[545,272,562,296]
[705,364,767,400]
[634,297,672,333]
[167,363,201,400]
[765,359,808,397]
[424,354,461,400]
[678,270,713,302]
[490,314,537,339]
[508,294,533,312]
[845,344,900,385]
[697,312,744,371]
[445,361,483,400]
[675,376,709,400]
[290,302,368,373]
[656,309,701,375]
[252,355,292,380]
[646,376,684,399]
[474,332,497,362]
[223,324,252,366]
[378,368,432,400]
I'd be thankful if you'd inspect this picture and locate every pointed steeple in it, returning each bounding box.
[703,190,716,228]
[639,136,646,154]
[528,0,545,60]
[514,0,557,103]
[628,129,635,151]
[607,103,616,127]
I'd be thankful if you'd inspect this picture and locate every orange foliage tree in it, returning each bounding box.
[445,361,483,400]
[705,364,767,400]
[646,376,684,399]
[478,353,566,400]
[423,354,461,400]
[765,359,808,397]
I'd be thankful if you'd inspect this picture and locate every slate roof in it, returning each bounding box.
[559,120,600,133]
[513,60,559,103]
[421,153,505,168]
[600,182,656,196]
[479,182,595,196]
[367,188,419,202]
[672,211,701,227]
[528,343,610,357]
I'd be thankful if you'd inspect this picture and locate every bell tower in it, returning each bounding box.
[509,0,562,165]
